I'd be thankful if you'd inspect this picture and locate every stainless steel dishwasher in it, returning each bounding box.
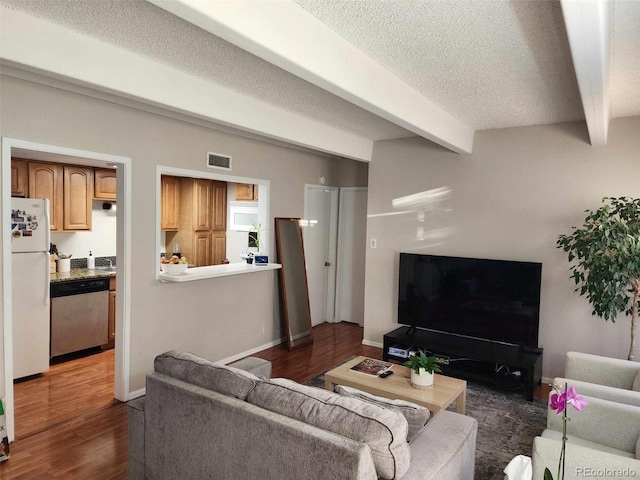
[50,278,109,357]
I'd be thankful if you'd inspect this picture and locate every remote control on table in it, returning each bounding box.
[379,371,394,378]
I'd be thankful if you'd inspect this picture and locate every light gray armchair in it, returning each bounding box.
[554,351,640,407]
[531,394,640,479]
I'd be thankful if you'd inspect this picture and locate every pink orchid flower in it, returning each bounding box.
[550,390,566,415]
[566,386,588,411]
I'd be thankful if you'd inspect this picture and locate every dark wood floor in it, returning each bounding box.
[13,348,117,440]
[1,322,551,479]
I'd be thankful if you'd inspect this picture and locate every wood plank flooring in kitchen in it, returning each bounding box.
[1,322,551,479]
[12,348,117,440]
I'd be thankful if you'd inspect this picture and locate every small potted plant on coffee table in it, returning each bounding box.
[403,350,442,389]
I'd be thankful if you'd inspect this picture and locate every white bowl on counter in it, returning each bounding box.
[160,263,188,275]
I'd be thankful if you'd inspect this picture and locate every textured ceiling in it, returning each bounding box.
[611,0,640,118]
[293,0,585,130]
[1,0,638,147]
[0,0,413,141]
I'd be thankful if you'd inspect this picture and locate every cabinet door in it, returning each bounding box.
[211,232,226,266]
[212,181,227,231]
[193,179,212,232]
[94,168,117,200]
[63,166,93,231]
[11,158,28,197]
[194,232,211,267]
[28,162,63,231]
[234,183,254,201]
[161,176,180,231]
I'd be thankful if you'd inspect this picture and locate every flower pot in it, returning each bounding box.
[410,369,434,389]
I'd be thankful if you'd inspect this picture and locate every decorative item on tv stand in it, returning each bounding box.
[402,350,442,389]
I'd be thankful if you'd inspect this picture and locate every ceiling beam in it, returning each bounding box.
[0,7,373,162]
[148,0,475,154]
[560,0,613,146]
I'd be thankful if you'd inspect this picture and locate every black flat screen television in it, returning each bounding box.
[398,253,542,348]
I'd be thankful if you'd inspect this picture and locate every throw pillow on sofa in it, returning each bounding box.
[154,351,261,400]
[247,378,410,480]
[334,385,430,442]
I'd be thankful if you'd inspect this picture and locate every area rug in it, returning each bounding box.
[304,364,547,480]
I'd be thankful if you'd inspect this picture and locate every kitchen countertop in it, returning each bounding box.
[50,268,116,283]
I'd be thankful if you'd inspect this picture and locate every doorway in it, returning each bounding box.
[336,187,368,325]
[303,184,339,326]
[1,138,131,442]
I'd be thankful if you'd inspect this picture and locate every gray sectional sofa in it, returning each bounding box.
[128,351,477,480]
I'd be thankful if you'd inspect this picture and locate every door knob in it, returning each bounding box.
[325,262,331,266]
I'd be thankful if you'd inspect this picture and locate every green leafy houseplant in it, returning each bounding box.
[249,220,263,253]
[402,350,442,375]
[557,197,640,360]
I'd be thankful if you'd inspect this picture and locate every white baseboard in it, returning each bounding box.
[541,376,553,386]
[362,339,383,349]
[218,337,286,365]
[124,337,287,401]
[127,388,146,400]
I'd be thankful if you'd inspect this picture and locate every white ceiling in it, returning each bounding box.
[1,0,638,160]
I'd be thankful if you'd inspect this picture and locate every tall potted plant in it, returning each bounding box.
[557,197,640,360]
[403,350,442,389]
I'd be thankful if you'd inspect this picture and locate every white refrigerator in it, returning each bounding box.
[11,198,51,379]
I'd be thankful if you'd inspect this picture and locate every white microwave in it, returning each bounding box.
[229,202,259,231]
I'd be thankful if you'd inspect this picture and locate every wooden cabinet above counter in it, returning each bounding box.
[63,165,93,231]
[161,175,180,231]
[234,182,258,201]
[28,161,64,231]
[12,159,94,231]
[94,168,117,201]
[11,158,28,197]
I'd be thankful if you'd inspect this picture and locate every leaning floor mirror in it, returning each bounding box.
[275,217,313,350]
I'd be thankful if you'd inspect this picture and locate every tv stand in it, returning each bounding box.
[383,327,543,401]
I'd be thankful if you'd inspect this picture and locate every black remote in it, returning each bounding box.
[379,371,394,379]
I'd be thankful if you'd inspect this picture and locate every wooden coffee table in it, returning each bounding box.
[324,356,467,414]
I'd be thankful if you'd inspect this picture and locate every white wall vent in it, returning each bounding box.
[207,151,232,170]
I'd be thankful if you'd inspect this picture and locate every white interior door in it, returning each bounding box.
[336,187,368,325]
[303,185,338,326]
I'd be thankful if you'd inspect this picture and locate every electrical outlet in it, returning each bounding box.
[370,238,377,249]
[435,355,450,365]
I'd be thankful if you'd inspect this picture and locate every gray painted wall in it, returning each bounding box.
[364,118,640,379]
[0,75,368,394]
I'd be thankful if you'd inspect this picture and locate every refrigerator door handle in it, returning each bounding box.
[44,198,51,306]
[44,252,50,306]
[44,198,51,251]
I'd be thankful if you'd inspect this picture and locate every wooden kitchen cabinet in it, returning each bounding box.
[194,232,226,266]
[165,177,227,266]
[11,158,28,197]
[212,181,227,231]
[27,161,93,231]
[63,165,93,231]
[194,179,213,232]
[212,232,226,266]
[194,232,211,266]
[234,183,258,201]
[161,175,180,231]
[28,161,64,231]
[94,168,117,201]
